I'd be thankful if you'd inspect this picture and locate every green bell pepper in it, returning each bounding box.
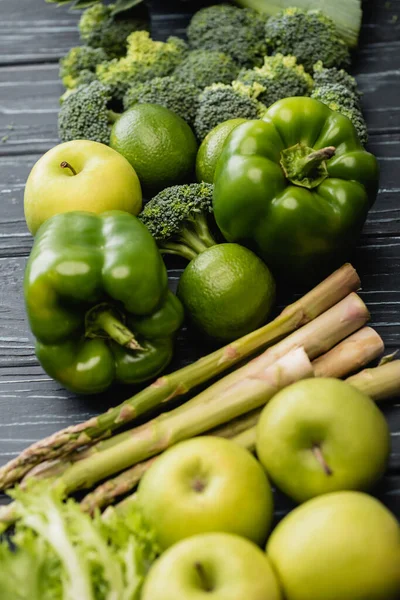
[24,211,184,395]
[213,97,380,281]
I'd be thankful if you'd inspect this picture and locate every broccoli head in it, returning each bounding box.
[123,76,199,125]
[58,81,119,145]
[194,81,266,140]
[173,49,239,90]
[96,31,188,101]
[265,8,350,72]
[312,83,367,144]
[187,4,266,68]
[79,3,148,59]
[139,183,216,261]
[313,61,361,98]
[236,53,314,107]
[59,46,107,90]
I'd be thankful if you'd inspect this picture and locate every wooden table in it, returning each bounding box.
[0,0,399,517]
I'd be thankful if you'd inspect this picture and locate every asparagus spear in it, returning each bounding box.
[347,359,400,402]
[0,263,360,491]
[26,292,370,487]
[0,347,313,532]
[80,326,383,513]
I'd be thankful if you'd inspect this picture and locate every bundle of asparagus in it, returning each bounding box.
[0,263,399,531]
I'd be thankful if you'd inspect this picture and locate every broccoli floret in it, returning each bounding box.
[311,83,368,144]
[60,70,98,104]
[194,81,266,140]
[187,4,266,68]
[265,8,350,72]
[123,76,199,125]
[79,3,148,59]
[235,53,314,107]
[59,46,107,90]
[313,61,361,98]
[173,50,240,90]
[96,31,188,101]
[58,81,119,145]
[139,183,216,261]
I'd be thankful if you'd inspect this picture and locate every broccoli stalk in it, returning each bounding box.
[139,183,217,261]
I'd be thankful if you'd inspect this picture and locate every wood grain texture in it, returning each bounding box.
[0,0,399,518]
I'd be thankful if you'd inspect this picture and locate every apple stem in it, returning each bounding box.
[195,562,213,592]
[60,161,77,176]
[312,445,333,476]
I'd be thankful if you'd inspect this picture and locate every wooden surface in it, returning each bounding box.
[0,0,399,516]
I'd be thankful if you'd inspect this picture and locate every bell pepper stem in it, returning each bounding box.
[280,143,336,189]
[94,309,143,350]
[60,161,77,176]
[296,146,336,177]
[0,264,361,490]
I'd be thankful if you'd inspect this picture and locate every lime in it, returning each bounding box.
[110,103,198,194]
[196,118,248,183]
[177,243,276,342]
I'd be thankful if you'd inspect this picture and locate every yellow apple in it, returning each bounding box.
[24,140,142,235]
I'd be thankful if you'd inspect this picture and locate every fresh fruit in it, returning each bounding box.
[177,243,276,342]
[142,532,283,600]
[267,491,400,600]
[256,378,390,502]
[196,118,248,183]
[110,103,198,194]
[136,436,274,549]
[24,140,142,235]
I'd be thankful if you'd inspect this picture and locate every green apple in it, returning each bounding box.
[136,436,274,549]
[256,378,390,503]
[24,140,142,235]
[142,532,283,600]
[267,491,400,600]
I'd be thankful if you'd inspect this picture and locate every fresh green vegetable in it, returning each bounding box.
[264,8,350,72]
[59,46,107,89]
[24,211,183,394]
[0,482,158,600]
[194,81,266,140]
[173,49,240,90]
[235,53,314,107]
[312,83,367,144]
[139,183,216,261]
[0,263,361,490]
[123,76,199,125]
[187,3,266,68]
[79,3,148,58]
[96,31,188,101]
[234,0,362,48]
[313,61,361,97]
[58,81,119,144]
[213,97,379,282]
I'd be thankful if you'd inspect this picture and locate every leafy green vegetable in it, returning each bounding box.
[187,3,267,67]
[59,45,107,89]
[79,3,148,59]
[264,8,350,72]
[235,53,314,107]
[0,483,158,600]
[96,31,188,101]
[234,0,362,48]
[123,76,199,125]
[194,81,266,140]
[139,183,216,261]
[58,80,119,144]
[173,49,240,90]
